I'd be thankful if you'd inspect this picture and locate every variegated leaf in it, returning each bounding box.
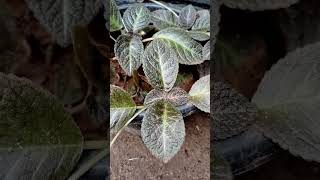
[252,42,320,162]
[144,87,189,107]
[192,10,210,31]
[178,5,197,29]
[106,0,123,32]
[114,34,143,76]
[141,100,185,163]
[123,3,151,32]
[203,41,210,60]
[26,0,102,47]
[142,39,179,91]
[188,31,210,41]
[153,27,203,65]
[0,73,83,180]
[110,85,136,130]
[151,9,179,30]
[189,75,210,113]
[212,81,257,140]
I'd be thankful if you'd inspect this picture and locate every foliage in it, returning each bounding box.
[109,1,211,163]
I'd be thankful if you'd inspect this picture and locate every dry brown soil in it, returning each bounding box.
[111,113,210,180]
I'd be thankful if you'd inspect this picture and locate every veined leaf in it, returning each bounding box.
[189,75,210,113]
[142,39,179,91]
[123,3,151,32]
[114,34,144,76]
[110,85,136,130]
[0,73,83,179]
[252,42,320,162]
[141,100,185,163]
[26,0,102,47]
[192,10,210,32]
[106,0,123,32]
[178,5,197,29]
[188,31,210,41]
[151,10,179,30]
[222,0,299,11]
[212,81,257,140]
[153,27,203,65]
[144,87,189,107]
[203,41,210,60]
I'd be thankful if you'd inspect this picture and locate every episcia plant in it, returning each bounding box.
[109,0,210,163]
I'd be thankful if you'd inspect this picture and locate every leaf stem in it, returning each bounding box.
[111,107,147,147]
[142,37,154,42]
[67,148,108,180]
[149,0,179,18]
[136,105,145,109]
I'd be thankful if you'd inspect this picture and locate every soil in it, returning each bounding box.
[110,113,210,180]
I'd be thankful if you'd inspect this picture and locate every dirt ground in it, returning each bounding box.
[110,113,210,180]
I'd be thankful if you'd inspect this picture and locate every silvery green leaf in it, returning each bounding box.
[122,3,151,32]
[142,39,179,91]
[114,34,144,76]
[141,100,185,163]
[110,85,136,130]
[212,81,257,140]
[105,0,123,32]
[192,10,210,32]
[189,75,210,113]
[0,73,83,180]
[151,10,179,30]
[26,0,102,47]
[203,41,210,60]
[144,87,189,107]
[153,27,203,65]
[252,42,320,162]
[222,0,299,11]
[178,5,197,29]
[188,31,210,41]
[212,151,234,180]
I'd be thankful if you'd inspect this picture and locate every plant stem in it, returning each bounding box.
[110,107,147,147]
[149,0,179,18]
[67,148,108,180]
[142,37,154,42]
[136,105,145,109]
[83,140,108,150]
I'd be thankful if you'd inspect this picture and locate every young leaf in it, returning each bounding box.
[252,42,320,162]
[114,34,144,76]
[189,75,210,113]
[212,81,257,140]
[188,31,210,41]
[203,41,210,60]
[142,39,179,91]
[151,9,179,30]
[106,0,123,32]
[26,0,102,47]
[222,0,299,11]
[123,3,151,32]
[141,100,185,163]
[178,5,197,29]
[0,73,83,179]
[153,27,203,65]
[144,87,189,107]
[192,10,210,32]
[110,85,136,130]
